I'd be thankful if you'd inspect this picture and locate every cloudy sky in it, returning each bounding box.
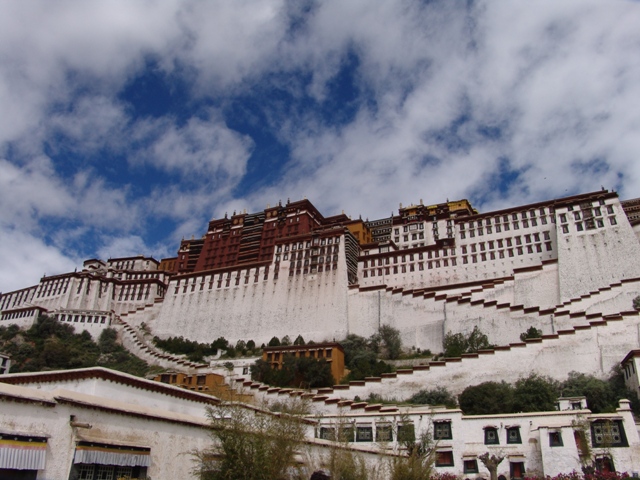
[2,0,640,292]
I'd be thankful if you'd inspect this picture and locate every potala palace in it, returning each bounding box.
[4,189,640,478]
[3,190,640,362]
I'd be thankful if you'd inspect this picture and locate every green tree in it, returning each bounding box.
[520,326,543,342]
[443,326,491,357]
[250,355,333,388]
[293,335,305,345]
[235,340,247,355]
[211,337,229,353]
[339,334,395,382]
[512,373,559,412]
[372,325,403,360]
[560,371,624,414]
[407,387,457,408]
[459,381,514,415]
[195,400,307,480]
[0,317,148,377]
[280,335,292,346]
[388,423,435,480]
[268,336,281,347]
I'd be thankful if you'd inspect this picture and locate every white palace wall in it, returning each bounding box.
[556,200,640,302]
[151,245,351,346]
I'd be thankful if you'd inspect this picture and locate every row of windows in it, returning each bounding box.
[317,423,415,443]
[75,464,146,480]
[318,420,625,448]
[394,231,426,243]
[460,216,549,238]
[125,273,162,280]
[56,313,109,325]
[558,205,614,224]
[362,249,454,268]
[276,236,341,253]
[110,260,139,271]
[462,232,550,253]
[277,255,339,268]
[560,216,616,233]
[267,349,333,362]
[363,258,459,277]
[276,245,339,262]
[362,242,552,275]
[460,208,551,231]
[286,264,339,277]
[0,309,38,321]
[461,243,552,263]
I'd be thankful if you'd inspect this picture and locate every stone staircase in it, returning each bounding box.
[113,314,207,372]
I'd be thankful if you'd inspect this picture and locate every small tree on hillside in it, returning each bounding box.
[372,325,403,360]
[407,387,457,408]
[520,326,542,342]
[443,326,491,357]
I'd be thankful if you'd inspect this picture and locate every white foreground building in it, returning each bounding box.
[1,367,640,479]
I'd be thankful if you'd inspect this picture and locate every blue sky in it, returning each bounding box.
[2,0,640,292]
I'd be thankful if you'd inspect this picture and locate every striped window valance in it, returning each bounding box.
[74,442,151,467]
[0,435,47,470]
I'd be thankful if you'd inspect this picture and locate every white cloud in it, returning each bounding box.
[0,228,78,293]
[227,0,640,219]
[96,234,172,262]
[131,113,254,185]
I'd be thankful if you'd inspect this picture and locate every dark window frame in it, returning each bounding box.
[484,427,499,445]
[433,421,452,440]
[435,451,454,467]
[549,431,564,447]
[506,426,522,444]
[463,459,479,473]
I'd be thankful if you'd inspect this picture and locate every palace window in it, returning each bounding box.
[397,424,415,443]
[549,431,563,447]
[356,426,373,442]
[507,427,521,444]
[463,459,479,473]
[433,421,452,440]
[591,420,628,447]
[319,427,335,440]
[376,425,392,442]
[435,451,454,467]
[484,427,499,444]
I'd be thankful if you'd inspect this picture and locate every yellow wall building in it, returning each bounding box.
[262,343,345,384]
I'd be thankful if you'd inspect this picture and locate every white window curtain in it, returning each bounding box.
[73,442,151,467]
[0,437,47,470]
